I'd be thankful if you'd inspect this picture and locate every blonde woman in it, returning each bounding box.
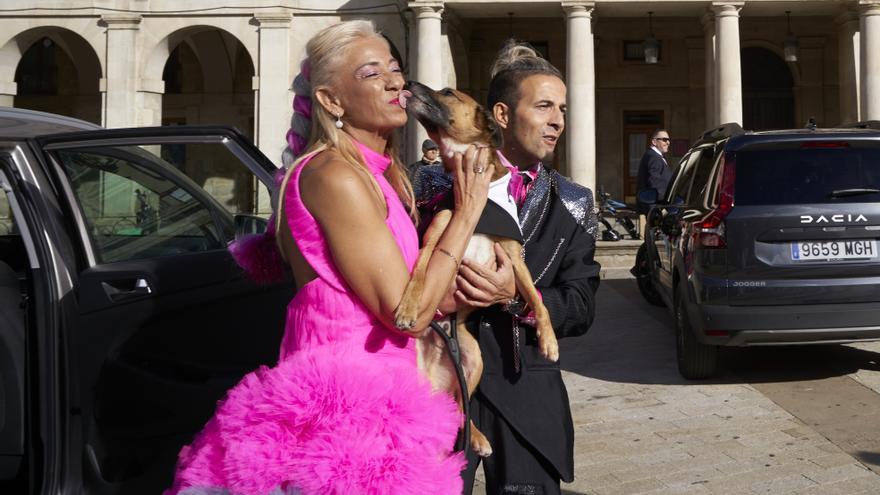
[166,20,491,495]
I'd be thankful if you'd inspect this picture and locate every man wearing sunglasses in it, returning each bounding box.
[636,128,673,214]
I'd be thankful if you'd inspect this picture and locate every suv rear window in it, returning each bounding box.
[735,144,880,205]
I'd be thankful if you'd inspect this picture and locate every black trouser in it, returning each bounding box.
[461,393,561,495]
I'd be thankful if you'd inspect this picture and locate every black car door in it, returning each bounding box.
[32,127,292,495]
[653,150,700,292]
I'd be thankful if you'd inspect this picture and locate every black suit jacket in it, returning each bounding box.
[636,149,672,214]
[417,168,601,482]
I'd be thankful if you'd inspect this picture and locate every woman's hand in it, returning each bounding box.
[450,145,491,221]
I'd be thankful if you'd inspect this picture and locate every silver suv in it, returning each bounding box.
[635,122,880,379]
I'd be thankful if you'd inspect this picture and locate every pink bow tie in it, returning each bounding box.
[506,165,528,205]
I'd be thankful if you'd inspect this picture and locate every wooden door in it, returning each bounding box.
[622,111,664,202]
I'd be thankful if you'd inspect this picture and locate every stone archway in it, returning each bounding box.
[159,27,257,213]
[7,27,102,124]
[160,27,255,136]
[742,46,795,131]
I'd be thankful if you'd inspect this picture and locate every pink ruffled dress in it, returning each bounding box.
[166,142,465,495]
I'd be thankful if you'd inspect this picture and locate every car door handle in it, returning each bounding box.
[101,278,153,302]
[682,209,703,221]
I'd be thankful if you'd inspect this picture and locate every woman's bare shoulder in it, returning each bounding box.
[298,151,379,217]
[300,151,367,193]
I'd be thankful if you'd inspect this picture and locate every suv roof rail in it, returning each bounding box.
[839,120,880,130]
[697,122,745,143]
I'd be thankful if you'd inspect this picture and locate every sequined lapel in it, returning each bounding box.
[518,167,552,246]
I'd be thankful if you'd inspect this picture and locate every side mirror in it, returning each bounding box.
[637,189,659,206]
[234,214,269,239]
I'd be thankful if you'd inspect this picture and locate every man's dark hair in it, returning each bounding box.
[487,39,563,111]
[650,128,668,140]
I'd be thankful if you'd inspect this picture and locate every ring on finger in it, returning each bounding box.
[475,166,484,174]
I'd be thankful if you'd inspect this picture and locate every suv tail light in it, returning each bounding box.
[695,153,736,248]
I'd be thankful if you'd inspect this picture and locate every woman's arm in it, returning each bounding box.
[301,146,491,335]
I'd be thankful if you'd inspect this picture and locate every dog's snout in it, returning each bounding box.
[404,80,426,92]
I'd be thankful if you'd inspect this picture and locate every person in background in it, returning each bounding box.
[411,138,453,202]
[635,128,673,214]
[408,138,440,181]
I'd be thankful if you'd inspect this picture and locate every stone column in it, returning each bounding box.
[701,12,716,127]
[0,81,14,108]
[838,9,861,125]
[712,2,743,125]
[101,14,142,128]
[861,0,880,120]
[408,2,444,164]
[563,1,596,193]
[254,11,291,214]
[254,12,291,169]
[136,78,164,127]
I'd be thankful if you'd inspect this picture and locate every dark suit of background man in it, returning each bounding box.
[419,40,601,495]
[635,128,673,214]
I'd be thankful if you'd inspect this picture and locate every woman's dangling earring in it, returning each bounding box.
[335,113,343,129]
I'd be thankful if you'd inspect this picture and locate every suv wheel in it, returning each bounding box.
[634,244,664,307]
[675,287,718,379]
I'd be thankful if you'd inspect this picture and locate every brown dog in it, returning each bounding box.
[394,81,559,457]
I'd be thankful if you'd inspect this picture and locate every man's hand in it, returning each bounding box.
[455,243,516,307]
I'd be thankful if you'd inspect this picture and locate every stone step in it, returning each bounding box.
[595,239,640,279]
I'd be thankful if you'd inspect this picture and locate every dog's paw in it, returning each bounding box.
[394,311,417,331]
[537,324,559,362]
[471,428,493,458]
[394,301,419,330]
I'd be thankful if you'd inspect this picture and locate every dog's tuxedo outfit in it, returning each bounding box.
[418,164,601,495]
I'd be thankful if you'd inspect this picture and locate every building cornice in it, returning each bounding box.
[253,11,292,26]
[100,14,142,29]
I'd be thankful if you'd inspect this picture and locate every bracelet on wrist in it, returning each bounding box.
[435,247,460,266]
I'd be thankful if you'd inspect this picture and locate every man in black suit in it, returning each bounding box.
[423,40,600,495]
[635,128,673,214]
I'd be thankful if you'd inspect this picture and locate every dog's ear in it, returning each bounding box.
[476,106,503,149]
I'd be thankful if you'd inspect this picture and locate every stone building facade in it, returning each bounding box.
[1,0,876,208]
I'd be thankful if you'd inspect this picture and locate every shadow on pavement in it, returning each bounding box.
[561,278,880,385]
[855,451,880,471]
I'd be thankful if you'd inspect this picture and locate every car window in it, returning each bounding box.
[0,162,26,488]
[666,149,701,204]
[54,146,226,264]
[687,146,719,205]
[158,143,272,216]
[0,177,12,236]
[735,144,880,205]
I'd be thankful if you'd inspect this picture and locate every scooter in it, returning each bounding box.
[597,188,640,241]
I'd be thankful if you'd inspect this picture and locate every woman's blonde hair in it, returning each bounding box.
[276,20,416,246]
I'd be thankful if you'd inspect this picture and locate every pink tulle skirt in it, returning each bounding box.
[166,345,465,495]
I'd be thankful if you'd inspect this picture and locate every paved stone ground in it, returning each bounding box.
[472,278,880,494]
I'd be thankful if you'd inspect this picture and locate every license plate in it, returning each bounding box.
[791,240,877,261]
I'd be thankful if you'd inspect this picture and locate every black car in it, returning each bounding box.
[0,108,291,494]
[634,122,880,379]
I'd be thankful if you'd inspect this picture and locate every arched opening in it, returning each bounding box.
[160,28,256,214]
[13,31,101,124]
[742,46,795,131]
